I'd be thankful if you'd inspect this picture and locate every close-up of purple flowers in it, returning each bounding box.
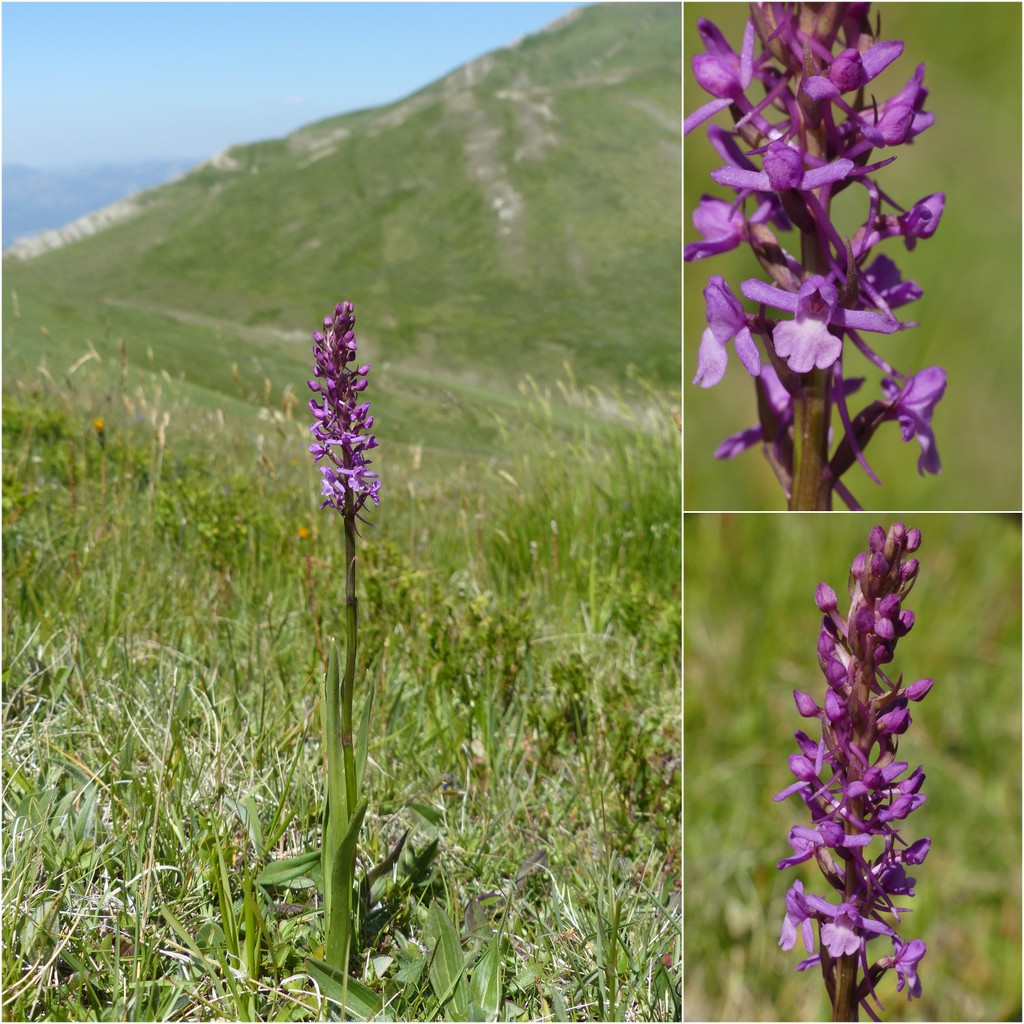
[685,3,947,510]
[308,300,380,521]
[775,523,932,1020]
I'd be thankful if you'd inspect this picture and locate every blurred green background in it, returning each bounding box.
[683,5,1022,510]
[683,513,1021,1020]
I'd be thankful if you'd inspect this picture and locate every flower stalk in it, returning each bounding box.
[342,507,359,821]
[686,4,947,509]
[792,367,831,510]
[776,523,932,1019]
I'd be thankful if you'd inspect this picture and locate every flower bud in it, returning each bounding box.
[824,688,846,723]
[905,677,933,701]
[830,48,867,92]
[815,582,838,613]
[794,690,821,717]
[877,705,910,736]
[764,141,805,190]
[850,550,868,580]
[853,605,875,636]
[825,658,847,690]
[870,550,889,578]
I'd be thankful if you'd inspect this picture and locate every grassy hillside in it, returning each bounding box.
[3,2,681,433]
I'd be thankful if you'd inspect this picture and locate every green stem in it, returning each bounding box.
[831,851,859,1022]
[322,640,347,970]
[321,501,361,978]
[789,367,832,510]
[342,509,358,821]
[832,951,858,1021]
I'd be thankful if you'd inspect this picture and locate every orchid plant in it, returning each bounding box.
[775,522,931,1020]
[685,3,946,510]
[307,301,379,988]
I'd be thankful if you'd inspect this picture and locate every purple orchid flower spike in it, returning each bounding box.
[775,523,932,1019]
[685,3,947,509]
[308,301,380,521]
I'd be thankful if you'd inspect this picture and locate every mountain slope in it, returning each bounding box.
[3,3,680,443]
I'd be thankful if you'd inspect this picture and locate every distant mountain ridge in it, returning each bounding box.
[2,159,199,250]
[3,3,681,403]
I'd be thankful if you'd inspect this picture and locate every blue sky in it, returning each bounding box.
[3,2,588,168]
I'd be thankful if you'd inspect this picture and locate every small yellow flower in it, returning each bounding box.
[93,418,106,447]
[297,526,311,540]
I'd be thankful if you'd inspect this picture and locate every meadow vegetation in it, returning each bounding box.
[2,345,681,1021]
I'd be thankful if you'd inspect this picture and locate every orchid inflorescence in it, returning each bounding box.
[308,301,380,520]
[686,4,946,509]
[776,522,931,1018]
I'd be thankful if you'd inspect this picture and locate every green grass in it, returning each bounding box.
[684,514,1021,1021]
[683,3,1022,509]
[1,346,681,1021]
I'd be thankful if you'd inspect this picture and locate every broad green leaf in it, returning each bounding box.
[302,954,383,1021]
[257,849,320,888]
[425,902,470,1021]
[242,871,269,980]
[514,849,548,890]
[243,794,264,856]
[394,950,426,986]
[463,895,494,939]
[72,782,99,844]
[550,983,569,1022]
[322,637,345,942]
[324,796,368,971]
[323,639,347,854]
[469,935,502,1021]
[365,829,410,904]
